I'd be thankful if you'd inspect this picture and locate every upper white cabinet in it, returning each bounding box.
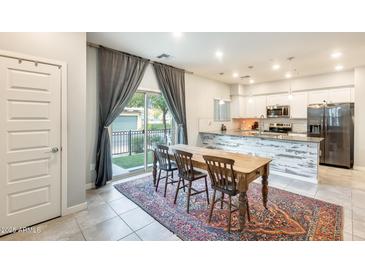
[231,95,241,118]
[254,95,267,118]
[308,88,352,104]
[290,92,308,118]
[350,87,355,102]
[231,95,247,118]
[267,94,290,106]
[328,88,351,103]
[245,97,255,117]
[244,96,267,118]
[231,87,353,119]
[308,90,328,104]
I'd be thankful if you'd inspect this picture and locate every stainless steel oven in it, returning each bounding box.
[266,105,290,118]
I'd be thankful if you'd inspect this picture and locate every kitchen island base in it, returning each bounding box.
[200,132,322,184]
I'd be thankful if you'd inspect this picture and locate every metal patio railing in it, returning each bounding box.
[111,129,172,155]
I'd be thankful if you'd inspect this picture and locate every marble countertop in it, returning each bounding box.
[199,130,324,143]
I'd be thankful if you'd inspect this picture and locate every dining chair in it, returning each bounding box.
[203,155,251,233]
[173,149,210,213]
[155,144,178,197]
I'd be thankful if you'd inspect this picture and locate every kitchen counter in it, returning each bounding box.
[199,130,323,143]
[199,131,322,183]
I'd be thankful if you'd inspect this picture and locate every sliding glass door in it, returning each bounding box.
[111,92,146,176]
[146,93,175,167]
[111,91,174,178]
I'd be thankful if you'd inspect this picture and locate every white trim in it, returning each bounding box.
[87,172,151,190]
[354,165,365,171]
[63,202,87,216]
[0,50,69,217]
[138,86,160,93]
[270,170,318,184]
[86,182,94,190]
[60,63,68,215]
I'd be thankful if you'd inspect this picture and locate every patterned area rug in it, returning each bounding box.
[114,174,343,241]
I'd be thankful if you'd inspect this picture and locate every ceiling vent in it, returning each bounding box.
[240,75,250,79]
[156,53,171,59]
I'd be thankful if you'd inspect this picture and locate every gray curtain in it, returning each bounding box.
[153,63,188,144]
[95,47,148,188]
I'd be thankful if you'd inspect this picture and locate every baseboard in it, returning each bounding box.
[354,165,365,171]
[86,182,94,190]
[85,172,151,190]
[62,202,87,216]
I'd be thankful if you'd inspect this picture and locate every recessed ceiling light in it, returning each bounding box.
[215,50,223,59]
[285,72,292,78]
[335,64,344,71]
[249,79,255,84]
[172,32,183,38]
[331,51,342,59]
[232,72,239,78]
[272,64,280,70]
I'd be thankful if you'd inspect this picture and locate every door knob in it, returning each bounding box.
[46,147,59,153]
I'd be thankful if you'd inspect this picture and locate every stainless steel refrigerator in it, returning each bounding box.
[307,102,354,168]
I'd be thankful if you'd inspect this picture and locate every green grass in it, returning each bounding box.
[112,151,153,169]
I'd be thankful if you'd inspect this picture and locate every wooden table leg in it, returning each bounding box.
[238,191,248,231]
[261,174,269,209]
[152,150,157,186]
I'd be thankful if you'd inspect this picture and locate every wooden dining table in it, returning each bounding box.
[152,144,272,231]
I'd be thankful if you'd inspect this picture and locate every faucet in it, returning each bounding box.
[259,115,265,134]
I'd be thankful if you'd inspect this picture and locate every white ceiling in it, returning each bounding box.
[87,32,365,84]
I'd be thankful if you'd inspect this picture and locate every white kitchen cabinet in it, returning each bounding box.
[308,90,328,104]
[254,95,267,118]
[350,87,355,103]
[245,97,256,117]
[267,94,290,106]
[328,87,351,103]
[231,95,246,118]
[243,96,267,118]
[309,88,352,104]
[290,92,308,118]
[231,95,241,118]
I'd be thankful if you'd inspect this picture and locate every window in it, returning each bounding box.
[214,99,231,121]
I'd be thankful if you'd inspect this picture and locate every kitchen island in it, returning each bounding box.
[199,130,323,183]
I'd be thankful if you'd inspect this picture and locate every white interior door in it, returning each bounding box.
[0,56,61,235]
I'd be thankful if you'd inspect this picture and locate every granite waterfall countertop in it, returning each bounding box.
[199,130,324,143]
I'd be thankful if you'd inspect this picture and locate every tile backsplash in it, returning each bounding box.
[232,118,307,133]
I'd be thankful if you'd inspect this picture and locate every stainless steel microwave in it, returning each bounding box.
[266,105,290,118]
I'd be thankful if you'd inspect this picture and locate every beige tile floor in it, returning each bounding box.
[1,166,365,241]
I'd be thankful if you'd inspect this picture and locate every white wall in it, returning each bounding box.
[354,67,365,168]
[185,74,231,145]
[0,32,87,207]
[139,64,160,92]
[86,47,99,184]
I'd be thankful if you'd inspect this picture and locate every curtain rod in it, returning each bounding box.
[87,42,193,74]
